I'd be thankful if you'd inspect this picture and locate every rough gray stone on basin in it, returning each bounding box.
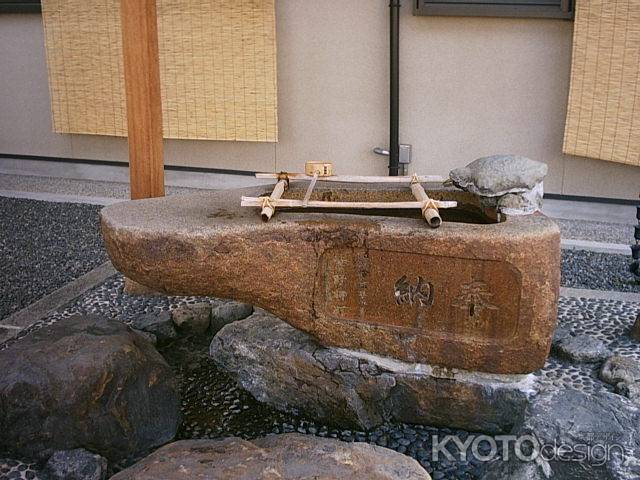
[496,183,544,215]
[449,155,547,197]
[209,311,535,434]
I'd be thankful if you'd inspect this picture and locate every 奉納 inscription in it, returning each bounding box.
[316,247,521,341]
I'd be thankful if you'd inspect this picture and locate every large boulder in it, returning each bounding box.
[111,434,431,480]
[482,389,640,479]
[0,315,181,463]
[210,312,533,433]
[123,277,162,296]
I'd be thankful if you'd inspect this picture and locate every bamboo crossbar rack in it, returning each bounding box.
[241,198,458,210]
[243,169,457,228]
[255,173,446,184]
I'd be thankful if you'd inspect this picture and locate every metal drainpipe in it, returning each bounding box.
[389,0,401,176]
[632,201,640,282]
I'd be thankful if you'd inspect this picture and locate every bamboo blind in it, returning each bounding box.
[41,0,278,142]
[563,0,640,166]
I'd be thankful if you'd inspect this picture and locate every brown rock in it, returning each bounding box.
[111,434,431,480]
[101,185,560,374]
[0,315,181,462]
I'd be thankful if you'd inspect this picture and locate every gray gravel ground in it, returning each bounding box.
[0,197,108,321]
[0,174,204,199]
[2,274,640,480]
[555,218,635,245]
[562,249,640,293]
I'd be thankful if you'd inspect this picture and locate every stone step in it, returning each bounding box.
[209,311,534,434]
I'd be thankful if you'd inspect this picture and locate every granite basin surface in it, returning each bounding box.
[101,184,560,374]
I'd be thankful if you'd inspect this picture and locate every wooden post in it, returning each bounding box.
[121,0,164,200]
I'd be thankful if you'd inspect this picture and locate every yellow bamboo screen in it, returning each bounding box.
[41,0,278,142]
[563,0,640,166]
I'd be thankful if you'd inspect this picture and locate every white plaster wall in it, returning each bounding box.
[1,6,639,199]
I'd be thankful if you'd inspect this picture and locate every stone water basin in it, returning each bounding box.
[101,183,560,374]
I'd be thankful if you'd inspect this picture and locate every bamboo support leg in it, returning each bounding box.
[261,179,288,222]
[302,173,319,207]
[410,177,442,228]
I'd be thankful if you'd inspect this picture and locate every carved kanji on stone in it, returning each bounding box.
[451,281,498,325]
[394,276,434,308]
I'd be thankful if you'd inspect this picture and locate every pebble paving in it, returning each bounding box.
[2,274,640,480]
[0,460,38,480]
